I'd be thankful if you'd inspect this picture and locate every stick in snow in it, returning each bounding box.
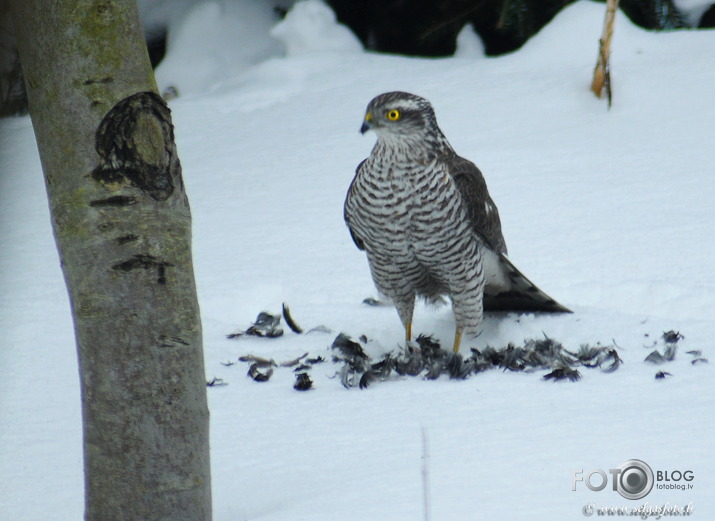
[422,427,431,521]
[592,0,619,106]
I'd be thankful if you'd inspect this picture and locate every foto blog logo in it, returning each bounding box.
[573,459,695,500]
[573,459,656,500]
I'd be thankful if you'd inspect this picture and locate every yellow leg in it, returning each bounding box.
[453,328,462,353]
[405,322,412,342]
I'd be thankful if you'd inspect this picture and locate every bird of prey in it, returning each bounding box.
[344,91,570,352]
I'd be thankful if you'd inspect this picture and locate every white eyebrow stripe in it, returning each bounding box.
[392,99,423,111]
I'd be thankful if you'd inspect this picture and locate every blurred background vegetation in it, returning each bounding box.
[2,0,713,117]
[326,0,699,57]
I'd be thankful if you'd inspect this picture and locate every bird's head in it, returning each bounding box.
[360,92,444,146]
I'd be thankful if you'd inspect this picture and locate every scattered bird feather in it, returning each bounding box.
[362,297,389,307]
[248,363,274,382]
[227,315,710,391]
[282,302,303,334]
[599,349,622,373]
[663,342,678,361]
[280,352,308,367]
[662,330,684,343]
[543,366,582,382]
[239,354,276,366]
[360,356,396,389]
[331,333,370,366]
[228,311,284,338]
[307,325,332,334]
[644,351,667,364]
[294,372,313,391]
[245,312,284,337]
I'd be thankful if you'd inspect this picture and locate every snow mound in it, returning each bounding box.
[454,23,485,59]
[154,0,284,96]
[516,0,660,64]
[673,0,715,26]
[270,0,363,56]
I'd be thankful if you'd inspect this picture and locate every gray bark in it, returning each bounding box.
[0,2,27,116]
[8,1,212,520]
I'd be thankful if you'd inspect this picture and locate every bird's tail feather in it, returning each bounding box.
[483,253,571,313]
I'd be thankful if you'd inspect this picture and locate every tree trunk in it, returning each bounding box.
[8,2,212,520]
[0,3,27,116]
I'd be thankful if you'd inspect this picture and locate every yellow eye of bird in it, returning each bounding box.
[386,109,400,121]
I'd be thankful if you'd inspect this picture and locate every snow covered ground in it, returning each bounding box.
[1,1,714,519]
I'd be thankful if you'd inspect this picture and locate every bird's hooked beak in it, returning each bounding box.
[360,111,373,134]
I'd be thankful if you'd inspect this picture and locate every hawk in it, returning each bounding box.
[344,91,570,352]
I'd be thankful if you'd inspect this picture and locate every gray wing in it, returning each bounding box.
[447,153,571,314]
[344,159,366,251]
[447,153,508,255]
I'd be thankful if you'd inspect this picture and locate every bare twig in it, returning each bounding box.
[592,0,619,106]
